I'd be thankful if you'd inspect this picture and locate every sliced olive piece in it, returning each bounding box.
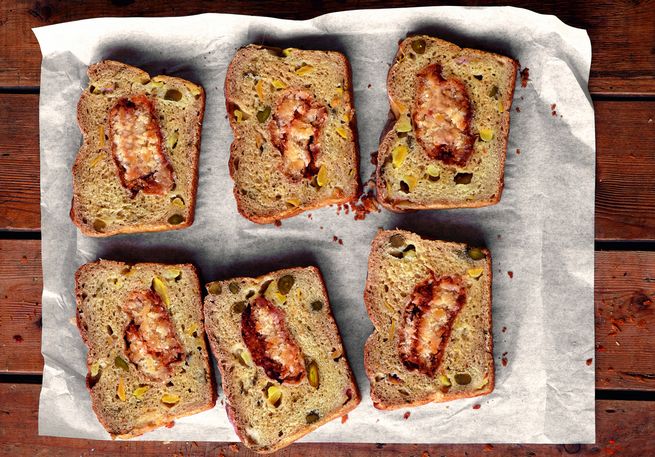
[168,214,185,225]
[232,301,246,314]
[228,282,240,294]
[93,219,107,232]
[389,234,405,248]
[411,39,426,54]
[454,373,472,385]
[454,173,473,185]
[467,247,486,260]
[311,300,323,311]
[164,89,183,101]
[306,411,320,424]
[277,275,295,295]
[257,106,271,123]
[207,282,222,295]
[114,356,129,372]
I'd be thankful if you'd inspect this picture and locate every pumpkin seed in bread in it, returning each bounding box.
[75,260,215,438]
[71,60,205,236]
[364,230,493,410]
[377,36,518,210]
[225,45,360,224]
[204,266,360,453]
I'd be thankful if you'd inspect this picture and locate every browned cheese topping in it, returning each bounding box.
[109,95,175,196]
[412,64,474,166]
[398,272,466,376]
[241,296,305,384]
[269,90,327,181]
[122,288,184,381]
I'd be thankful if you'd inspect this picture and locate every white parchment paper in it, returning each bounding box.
[34,7,595,444]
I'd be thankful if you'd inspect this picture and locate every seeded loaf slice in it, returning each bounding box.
[203,266,360,453]
[75,260,215,438]
[71,60,205,236]
[377,36,518,210]
[364,230,493,410]
[225,45,361,224]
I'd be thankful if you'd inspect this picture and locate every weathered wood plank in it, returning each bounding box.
[1,0,654,93]
[1,240,654,392]
[0,383,650,456]
[0,94,40,231]
[0,239,42,374]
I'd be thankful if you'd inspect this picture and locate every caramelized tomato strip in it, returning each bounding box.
[109,95,175,196]
[398,272,466,376]
[412,64,474,166]
[241,296,305,384]
[269,90,327,181]
[122,289,184,381]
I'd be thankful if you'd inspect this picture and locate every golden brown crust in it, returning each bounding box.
[71,61,205,237]
[376,36,518,211]
[75,260,216,438]
[224,45,361,224]
[204,266,360,453]
[363,230,494,410]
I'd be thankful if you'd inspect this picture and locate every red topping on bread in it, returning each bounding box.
[413,64,474,166]
[122,289,184,381]
[241,296,305,383]
[398,272,466,376]
[109,95,175,196]
[269,90,327,181]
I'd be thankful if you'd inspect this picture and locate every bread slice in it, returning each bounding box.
[225,45,361,224]
[376,36,518,210]
[203,266,360,453]
[364,230,493,410]
[71,60,205,236]
[75,260,216,438]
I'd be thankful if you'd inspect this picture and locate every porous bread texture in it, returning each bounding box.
[203,266,360,453]
[72,60,205,236]
[377,35,518,210]
[225,45,361,224]
[75,260,215,438]
[364,230,494,410]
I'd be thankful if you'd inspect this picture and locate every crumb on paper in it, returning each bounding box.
[502,326,507,333]
[473,404,481,410]
[516,148,521,155]
[586,358,592,366]
[274,220,281,227]
[403,411,411,420]
[515,106,521,112]
[520,67,530,88]
[551,103,557,116]
[307,213,313,220]
[370,151,378,165]
[502,351,508,367]
[332,235,344,245]
[341,414,348,424]
[507,271,514,278]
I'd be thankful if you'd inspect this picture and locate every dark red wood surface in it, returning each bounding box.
[1,1,654,455]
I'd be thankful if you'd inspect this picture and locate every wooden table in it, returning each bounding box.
[1,1,654,455]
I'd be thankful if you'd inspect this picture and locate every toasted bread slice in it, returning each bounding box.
[225,45,361,224]
[377,36,518,210]
[75,260,215,438]
[71,60,205,236]
[203,266,360,453]
[364,230,493,410]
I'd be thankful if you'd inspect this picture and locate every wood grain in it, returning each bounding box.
[595,251,655,390]
[0,239,42,374]
[0,382,650,456]
[3,95,655,238]
[1,0,654,93]
[1,240,654,391]
[0,94,40,231]
[596,101,655,240]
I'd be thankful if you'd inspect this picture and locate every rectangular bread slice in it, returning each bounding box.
[364,230,493,410]
[71,60,205,236]
[225,45,361,224]
[376,36,518,210]
[75,260,216,438]
[203,266,360,453]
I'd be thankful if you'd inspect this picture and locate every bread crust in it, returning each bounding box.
[224,46,361,224]
[376,36,518,211]
[75,260,217,438]
[204,266,361,453]
[363,230,494,410]
[71,61,205,236]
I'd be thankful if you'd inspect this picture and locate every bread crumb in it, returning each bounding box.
[520,67,530,88]
[473,404,481,410]
[370,152,378,165]
[515,106,521,112]
[586,358,593,366]
[502,326,507,333]
[367,83,372,89]
[165,421,175,428]
[341,414,349,424]
[507,271,514,278]
[403,411,411,420]
[516,148,521,155]
[501,356,508,367]
[551,103,557,116]
[332,235,344,245]
[274,220,282,227]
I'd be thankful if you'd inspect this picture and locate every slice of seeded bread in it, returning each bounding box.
[364,230,493,410]
[377,36,518,210]
[225,45,361,224]
[203,266,360,453]
[71,60,205,236]
[75,260,216,438]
